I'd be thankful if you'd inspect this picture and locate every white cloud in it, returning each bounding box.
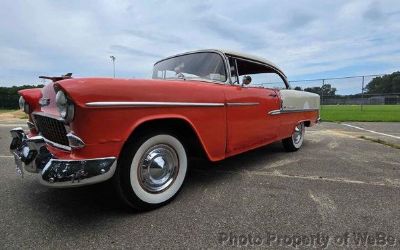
[0,0,399,86]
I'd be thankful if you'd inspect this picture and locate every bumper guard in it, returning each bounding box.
[10,128,117,187]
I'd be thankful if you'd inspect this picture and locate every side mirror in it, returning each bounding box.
[242,75,252,86]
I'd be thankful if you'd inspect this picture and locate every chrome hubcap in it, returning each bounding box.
[292,123,304,145]
[138,144,179,193]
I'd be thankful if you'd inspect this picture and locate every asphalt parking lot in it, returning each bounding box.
[0,121,399,249]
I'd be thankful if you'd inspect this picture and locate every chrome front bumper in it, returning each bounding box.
[10,128,117,188]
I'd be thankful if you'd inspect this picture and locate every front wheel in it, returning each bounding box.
[282,122,305,152]
[114,133,188,210]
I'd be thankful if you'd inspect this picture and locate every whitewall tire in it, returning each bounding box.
[282,122,305,152]
[115,133,188,210]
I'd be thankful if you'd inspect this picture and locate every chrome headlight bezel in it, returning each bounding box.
[19,96,30,114]
[55,91,74,122]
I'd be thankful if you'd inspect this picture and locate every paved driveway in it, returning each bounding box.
[0,122,399,249]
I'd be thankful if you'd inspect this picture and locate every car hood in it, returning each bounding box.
[54,77,225,108]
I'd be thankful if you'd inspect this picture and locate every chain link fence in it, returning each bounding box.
[289,74,400,109]
[0,74,399,110]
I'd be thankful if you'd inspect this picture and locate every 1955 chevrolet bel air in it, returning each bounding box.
[10,49,320,210]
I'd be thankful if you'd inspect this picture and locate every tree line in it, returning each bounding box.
[293,71,400,96]
[0,84,44,109]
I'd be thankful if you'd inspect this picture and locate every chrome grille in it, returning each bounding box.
[34,114,69,147]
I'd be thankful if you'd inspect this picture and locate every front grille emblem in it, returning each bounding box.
[39,98,50,107]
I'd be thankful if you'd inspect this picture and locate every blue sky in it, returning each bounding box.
[0,0,399,88]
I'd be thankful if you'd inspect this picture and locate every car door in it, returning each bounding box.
[224,57,286,155]
[224,85,280,154]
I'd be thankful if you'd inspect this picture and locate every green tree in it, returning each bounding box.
[365,72,400,94]
[304,84,336,96]
[0,84,43,109]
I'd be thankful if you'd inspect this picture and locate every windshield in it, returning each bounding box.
[152,52,227,83]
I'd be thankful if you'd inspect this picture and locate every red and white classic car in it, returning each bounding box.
[10,49,320,210]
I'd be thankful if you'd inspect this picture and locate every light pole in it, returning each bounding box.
[110,55,116,78]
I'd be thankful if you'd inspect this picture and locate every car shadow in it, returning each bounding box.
[186,141,287,184]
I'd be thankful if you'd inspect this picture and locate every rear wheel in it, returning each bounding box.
[114,133,187,210]
[282,122,305,152]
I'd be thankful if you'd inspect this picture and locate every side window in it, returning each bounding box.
[247,72,286,90]
[234,58,287,89]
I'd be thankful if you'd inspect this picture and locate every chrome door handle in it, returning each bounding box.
[269,93,277,97]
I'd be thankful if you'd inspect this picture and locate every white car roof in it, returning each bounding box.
[218,49,279,68]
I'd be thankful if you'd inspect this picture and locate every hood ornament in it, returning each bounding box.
[39,73,73,82]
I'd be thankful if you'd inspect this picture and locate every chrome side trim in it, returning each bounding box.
[269,110,281,115]
[268,108,319,115]
[86,101,225,108]
[226,102,259,106]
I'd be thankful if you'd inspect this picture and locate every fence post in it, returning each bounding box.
[321,79,325,108]
[361,75,365,111]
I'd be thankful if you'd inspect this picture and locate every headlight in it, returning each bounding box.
[55,91,74,122]
[18,96,25,110]
[19,96,30,114]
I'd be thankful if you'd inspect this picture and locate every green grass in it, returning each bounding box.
[0,109,27,119]
[321,105,400,122]
[2,106,400,122]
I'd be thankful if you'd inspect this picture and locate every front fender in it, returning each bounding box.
[18,88,42,113]
[54,78,227,161]
[124,114,225,161]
